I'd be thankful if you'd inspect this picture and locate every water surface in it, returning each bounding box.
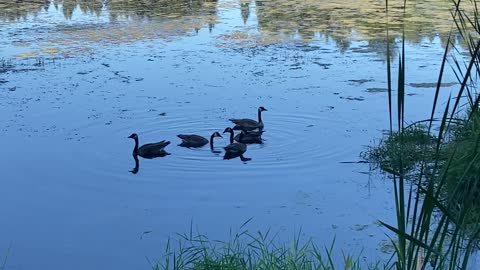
[0,0,462,269]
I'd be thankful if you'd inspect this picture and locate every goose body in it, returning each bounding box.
[128,133,170,159]
[230,106,267,131]
[234,130,263,144]
[177,132,222,148]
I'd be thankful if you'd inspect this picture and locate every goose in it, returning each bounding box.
[230,106,267,131]
[223,127,247,156]
[177,132,222,148]
[128,133,170,159]
[234,130,263,144]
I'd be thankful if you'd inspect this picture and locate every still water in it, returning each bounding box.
[0,0,460,269]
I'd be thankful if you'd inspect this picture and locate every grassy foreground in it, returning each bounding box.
[152,224,390,270]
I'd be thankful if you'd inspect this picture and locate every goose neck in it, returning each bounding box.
[133,137,139,154]
[229,130,234,143]
[210,133,215,147]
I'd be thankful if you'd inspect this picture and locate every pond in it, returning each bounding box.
[0,0,460,269]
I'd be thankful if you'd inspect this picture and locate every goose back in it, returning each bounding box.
[177,134,209,148]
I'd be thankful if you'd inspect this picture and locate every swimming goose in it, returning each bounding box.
[128,133,170,159]
[177,132,222,148]
[223,127,247,155]
[230,106,267,131]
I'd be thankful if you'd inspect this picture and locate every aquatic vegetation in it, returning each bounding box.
[14,51,38,58]
[154,224,388,270]
[40,47,60,54]
[368,0,480,268]
[362,124,437,177]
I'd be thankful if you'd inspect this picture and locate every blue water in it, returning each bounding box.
[0,0,461,269]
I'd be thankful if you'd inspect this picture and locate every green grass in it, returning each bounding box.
[152,223,390,270]
[1,243,11,270]
[362,124,436,176]
[371,0,480,269]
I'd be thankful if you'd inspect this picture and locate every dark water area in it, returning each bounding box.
[0,0,464,269]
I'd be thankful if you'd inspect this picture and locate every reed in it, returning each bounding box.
[376,0,480,269]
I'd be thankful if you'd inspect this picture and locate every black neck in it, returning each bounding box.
[229,130,234,143]
[258,109,262,123]
[239,132,244,142]
[133,137,139,154]
[210,133,215,147]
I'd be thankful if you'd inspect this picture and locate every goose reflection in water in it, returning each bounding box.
[128,133,170,174]
[223,152,251,162]
[211,144,222,154]
[130,154,140,174]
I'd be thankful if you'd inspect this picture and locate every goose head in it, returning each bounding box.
[223,127,233,134]
[212,131,223,138]
[128,133,138,139]
[258,106,267,112]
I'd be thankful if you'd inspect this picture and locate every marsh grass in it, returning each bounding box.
[362,124,436,175]
[153,222,390,270]
[1,243,11,270]
[374,0,480,269]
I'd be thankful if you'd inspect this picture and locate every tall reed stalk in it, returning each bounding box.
[381,0,480,269]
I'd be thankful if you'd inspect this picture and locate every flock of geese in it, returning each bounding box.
[128,106,267,173]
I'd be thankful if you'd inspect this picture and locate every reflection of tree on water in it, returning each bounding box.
[60,0,103,19]
[253,0,456,55]
[0,1,49,21]
[240,0,250,24]
[1,0,219,33]
[106,0,218,25]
